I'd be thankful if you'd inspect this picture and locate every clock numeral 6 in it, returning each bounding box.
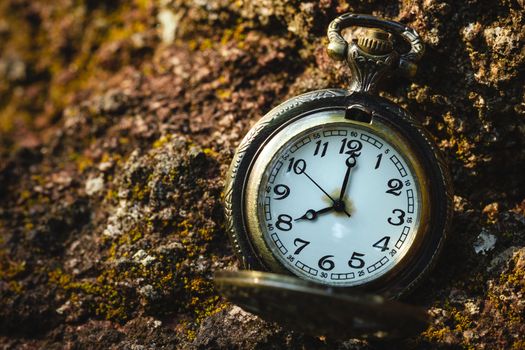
[276,214,293,231]
[286,158,306,174]
[318,255,335,271]
[273,184,290,200]
[348,252,365,269]
[388,209,406,226]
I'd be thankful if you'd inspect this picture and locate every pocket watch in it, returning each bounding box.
[218,13,453,339]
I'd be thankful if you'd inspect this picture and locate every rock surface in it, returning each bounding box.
[1,0,524,348]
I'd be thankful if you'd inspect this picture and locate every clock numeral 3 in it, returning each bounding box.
[387,209,405,226]
[275,214,293,231]
[348,252,365,269]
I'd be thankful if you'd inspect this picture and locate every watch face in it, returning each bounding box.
[245,110,427,287]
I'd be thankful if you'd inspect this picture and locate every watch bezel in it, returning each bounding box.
[223,89,452,298]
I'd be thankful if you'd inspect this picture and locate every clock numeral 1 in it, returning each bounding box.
[314,140,328,157]
[348,252,365,269]
[375,153,382,169]
[373,236,391,252]
[318,255,335,271]
[293,238,310,255]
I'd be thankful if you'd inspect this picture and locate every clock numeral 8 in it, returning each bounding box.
[275,214,293,231]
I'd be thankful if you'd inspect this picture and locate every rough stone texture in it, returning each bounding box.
[0,0,524,348]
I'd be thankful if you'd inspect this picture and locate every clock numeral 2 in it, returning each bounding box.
[386,179,403,196]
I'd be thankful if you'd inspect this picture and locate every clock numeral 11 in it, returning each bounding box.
[313,140,328,157]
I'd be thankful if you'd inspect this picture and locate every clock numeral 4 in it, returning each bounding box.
[373,236,391,252]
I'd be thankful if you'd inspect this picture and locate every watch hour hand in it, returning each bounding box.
[295,207,334,221]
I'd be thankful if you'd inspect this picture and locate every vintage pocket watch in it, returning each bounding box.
[218,13,453,339]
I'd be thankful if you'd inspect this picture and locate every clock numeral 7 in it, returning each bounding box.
[293,238,310,255]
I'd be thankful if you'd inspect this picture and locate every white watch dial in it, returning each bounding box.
[256,120,421,287]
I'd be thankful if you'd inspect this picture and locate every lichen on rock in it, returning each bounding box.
[1,0,525,348]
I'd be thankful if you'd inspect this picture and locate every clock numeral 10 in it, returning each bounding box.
[287,158,306,174]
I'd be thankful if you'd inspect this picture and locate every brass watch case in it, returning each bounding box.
[224,89,453,298]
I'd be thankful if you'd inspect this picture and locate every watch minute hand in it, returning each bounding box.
[339,156,357,200]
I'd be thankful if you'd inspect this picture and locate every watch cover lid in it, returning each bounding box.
[214,270,429,339]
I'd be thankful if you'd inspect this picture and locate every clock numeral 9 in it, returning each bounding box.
[286,158,306,174]
[348,252,365,269]
[387,209,406,226]
[318,255,335,271]
[273,184,290,200]
[275,214,293,231]
[386,179,403,196]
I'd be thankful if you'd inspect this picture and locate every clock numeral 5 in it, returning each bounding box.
[348,252,365,269]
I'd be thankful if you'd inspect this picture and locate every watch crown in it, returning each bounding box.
[356,29,393,55]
